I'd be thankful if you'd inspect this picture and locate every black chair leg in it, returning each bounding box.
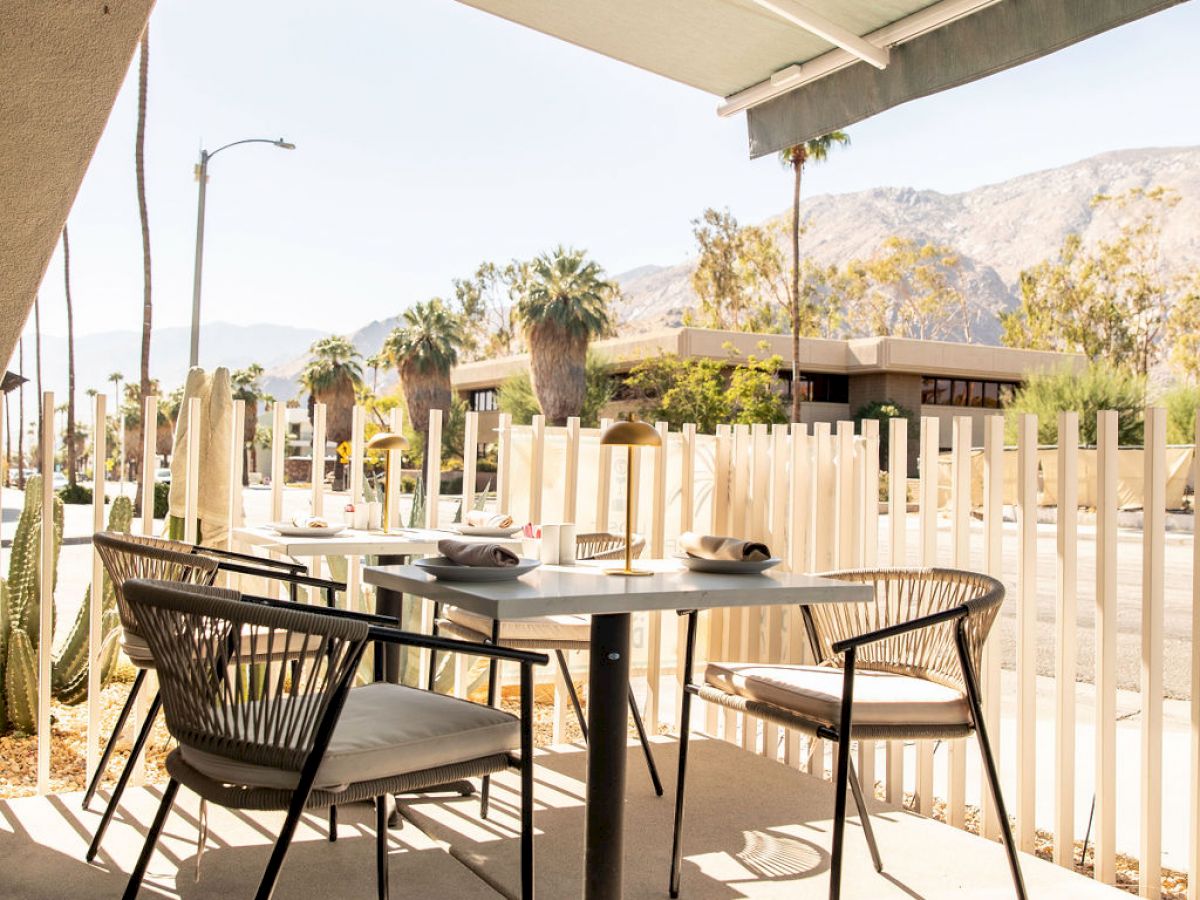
[555,650,588,741]
[121,778,179,900]
[375,795,389,900]
[829,649,857,900]
[87,690,163,863]
[480,622,501,820]
[627,683,664,796]
[520,663,536,900]
[328,804,338,842]
[847,757,883,873]
[426,608,440,693]
[84,667,145,810]
[254,787,310,900]
[955,621,1027,900]
[669,612,698,899]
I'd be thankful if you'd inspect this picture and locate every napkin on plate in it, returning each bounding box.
[678,531,771,562]
[438,538,520,567]
[292,513,330,528]
[464,510,514,529]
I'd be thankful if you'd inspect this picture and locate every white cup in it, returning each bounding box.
[557,522,577,566]
[539,524,561,565]
[353,505,369,530]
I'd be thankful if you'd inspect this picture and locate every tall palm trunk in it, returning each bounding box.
[135,28,152,507]
[63,226,78,486]
[17,339,25,489]
[34,297,42,473]
[528,323,586,426]
[789,153,804,424]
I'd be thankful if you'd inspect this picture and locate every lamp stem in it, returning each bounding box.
[382,452,391,534]
[625,444,634,573]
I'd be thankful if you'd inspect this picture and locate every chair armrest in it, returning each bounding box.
[195,545,306,573]
[830,604,968,654]
[366,625,549,667]
[215,560,345,594]
[239,593,396,626]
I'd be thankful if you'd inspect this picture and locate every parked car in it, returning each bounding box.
[155,467,171,482]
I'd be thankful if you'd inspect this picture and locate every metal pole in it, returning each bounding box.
[189,151,209,369]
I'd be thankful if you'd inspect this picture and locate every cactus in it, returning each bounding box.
[0,476,64,733]
[51,496,133,705]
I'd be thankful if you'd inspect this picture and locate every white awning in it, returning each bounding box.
[453,0,1188,156]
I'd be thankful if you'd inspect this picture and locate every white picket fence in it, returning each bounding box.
[9,392,1200,898]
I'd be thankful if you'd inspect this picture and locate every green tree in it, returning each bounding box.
[780,131,849,421]
[1000,187,1180,376]
[498,351,615,428]
[299,336,363,456]
[1161,383,1200,444]
[383,299,463,468]
[1005,364,1145,445]
[688,209,775,332]
[1166,272,1200,382]
[840,236,972,340]
[624,350,785,432]
[513,246,615,425]
[452,261,521,360]
[231,364,269,483]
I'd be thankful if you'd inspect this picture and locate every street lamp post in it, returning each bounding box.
[189,137,295,368]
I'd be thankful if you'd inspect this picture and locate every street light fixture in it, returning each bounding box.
[189,137,295,368]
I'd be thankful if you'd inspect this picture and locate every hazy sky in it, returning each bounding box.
[24,0,1200,353]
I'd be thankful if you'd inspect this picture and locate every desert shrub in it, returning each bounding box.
[853,400,915,468]
[153,481,170,519]
[1161,383,1200,444]
[57,483,94,505]
[1006,364,1144,445]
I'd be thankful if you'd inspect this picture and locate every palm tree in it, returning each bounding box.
[62,226,79,487]
[135,27,152,507]
[780,131,850,422]
[300,337,363,487]
[17,338,25,489]
[108,371,124,484]
[231,364,268,484]
[366,352,387,395]
[513,246,614,425]
[33,296,42,473]
[383,299,462,470]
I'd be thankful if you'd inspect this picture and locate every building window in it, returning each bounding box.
[780,372,849,404]
[470,389,498,412]
[920,377,1020,408]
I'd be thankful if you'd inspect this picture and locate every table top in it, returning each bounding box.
[363,558,873,619]
[233,525,522,558]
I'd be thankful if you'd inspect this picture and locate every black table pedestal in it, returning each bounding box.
[585,612,631,899]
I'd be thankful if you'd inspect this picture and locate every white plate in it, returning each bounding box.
[453,524,524,538]
[675,554,782,575]
[269,522,348,538]
[414,556,541,582]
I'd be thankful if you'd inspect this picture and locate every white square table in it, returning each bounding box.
[363,558,873,900]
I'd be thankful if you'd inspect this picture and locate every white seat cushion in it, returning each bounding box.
[444,605,592,644]
[179,682,520,791]
[121,625,324,668]
[705,662,969,729]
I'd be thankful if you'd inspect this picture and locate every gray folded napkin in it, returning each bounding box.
[464,510,514,528]
[678,531,771,562]
[438,538,520,567]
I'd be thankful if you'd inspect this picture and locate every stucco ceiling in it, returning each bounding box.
[1,0,155,374]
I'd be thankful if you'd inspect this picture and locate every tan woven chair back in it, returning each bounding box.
[576,532,646,561]
[124,578,368,774]
[806,568,1004,693]
[94,531,221,642]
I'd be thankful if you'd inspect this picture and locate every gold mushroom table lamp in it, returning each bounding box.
[365,431,409,534]
[600,419,661,576]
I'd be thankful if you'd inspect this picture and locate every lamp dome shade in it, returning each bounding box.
[600,420,661,448]
[366,432,409,451]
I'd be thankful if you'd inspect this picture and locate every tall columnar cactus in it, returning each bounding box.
[0,477,64,733]
[51,496,134,705]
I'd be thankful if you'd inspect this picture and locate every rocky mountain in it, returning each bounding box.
[612,145,1200,344]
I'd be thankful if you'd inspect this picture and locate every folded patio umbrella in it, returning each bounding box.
[167,366,239,547]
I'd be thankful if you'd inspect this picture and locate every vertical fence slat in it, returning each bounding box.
[678,422,697,728]
[1094,410,1118,883]
[37,392,54,793]
[184,397,201,544]
[1189,411,1200,900]
[564,416,580,524]
[1016,412,1038,852]
[1054,411,1078,867]
[387,406,403,529]
[813,423,835,572]
[644,421,669,733]
[785,425,810,769]
[862,418,879,568]
[1140,406,1165,898]
[917,416,939,813]
[886,417,907,802]
[497,412,512,516]
[981,414,1004,841]
[229,400,246,532]
[596,417,612,532]
[270,401,286,523]
[528,413,544,526]
[311,402,326,518]
[87,393,106,777]
[463,410,478,516]
[948,415,971,828]
[425,408,443,530]
[140,396,156,535]
[836,420,856,568]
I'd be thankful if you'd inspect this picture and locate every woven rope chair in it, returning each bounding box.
[84,531,345,864]
[670,568,1026,900]
[429,530,662,816]
[120,578,545,900]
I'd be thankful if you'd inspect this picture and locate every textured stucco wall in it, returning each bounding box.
[1,0,155,371]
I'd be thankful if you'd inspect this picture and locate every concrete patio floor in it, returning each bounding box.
[0,737,1126,898]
